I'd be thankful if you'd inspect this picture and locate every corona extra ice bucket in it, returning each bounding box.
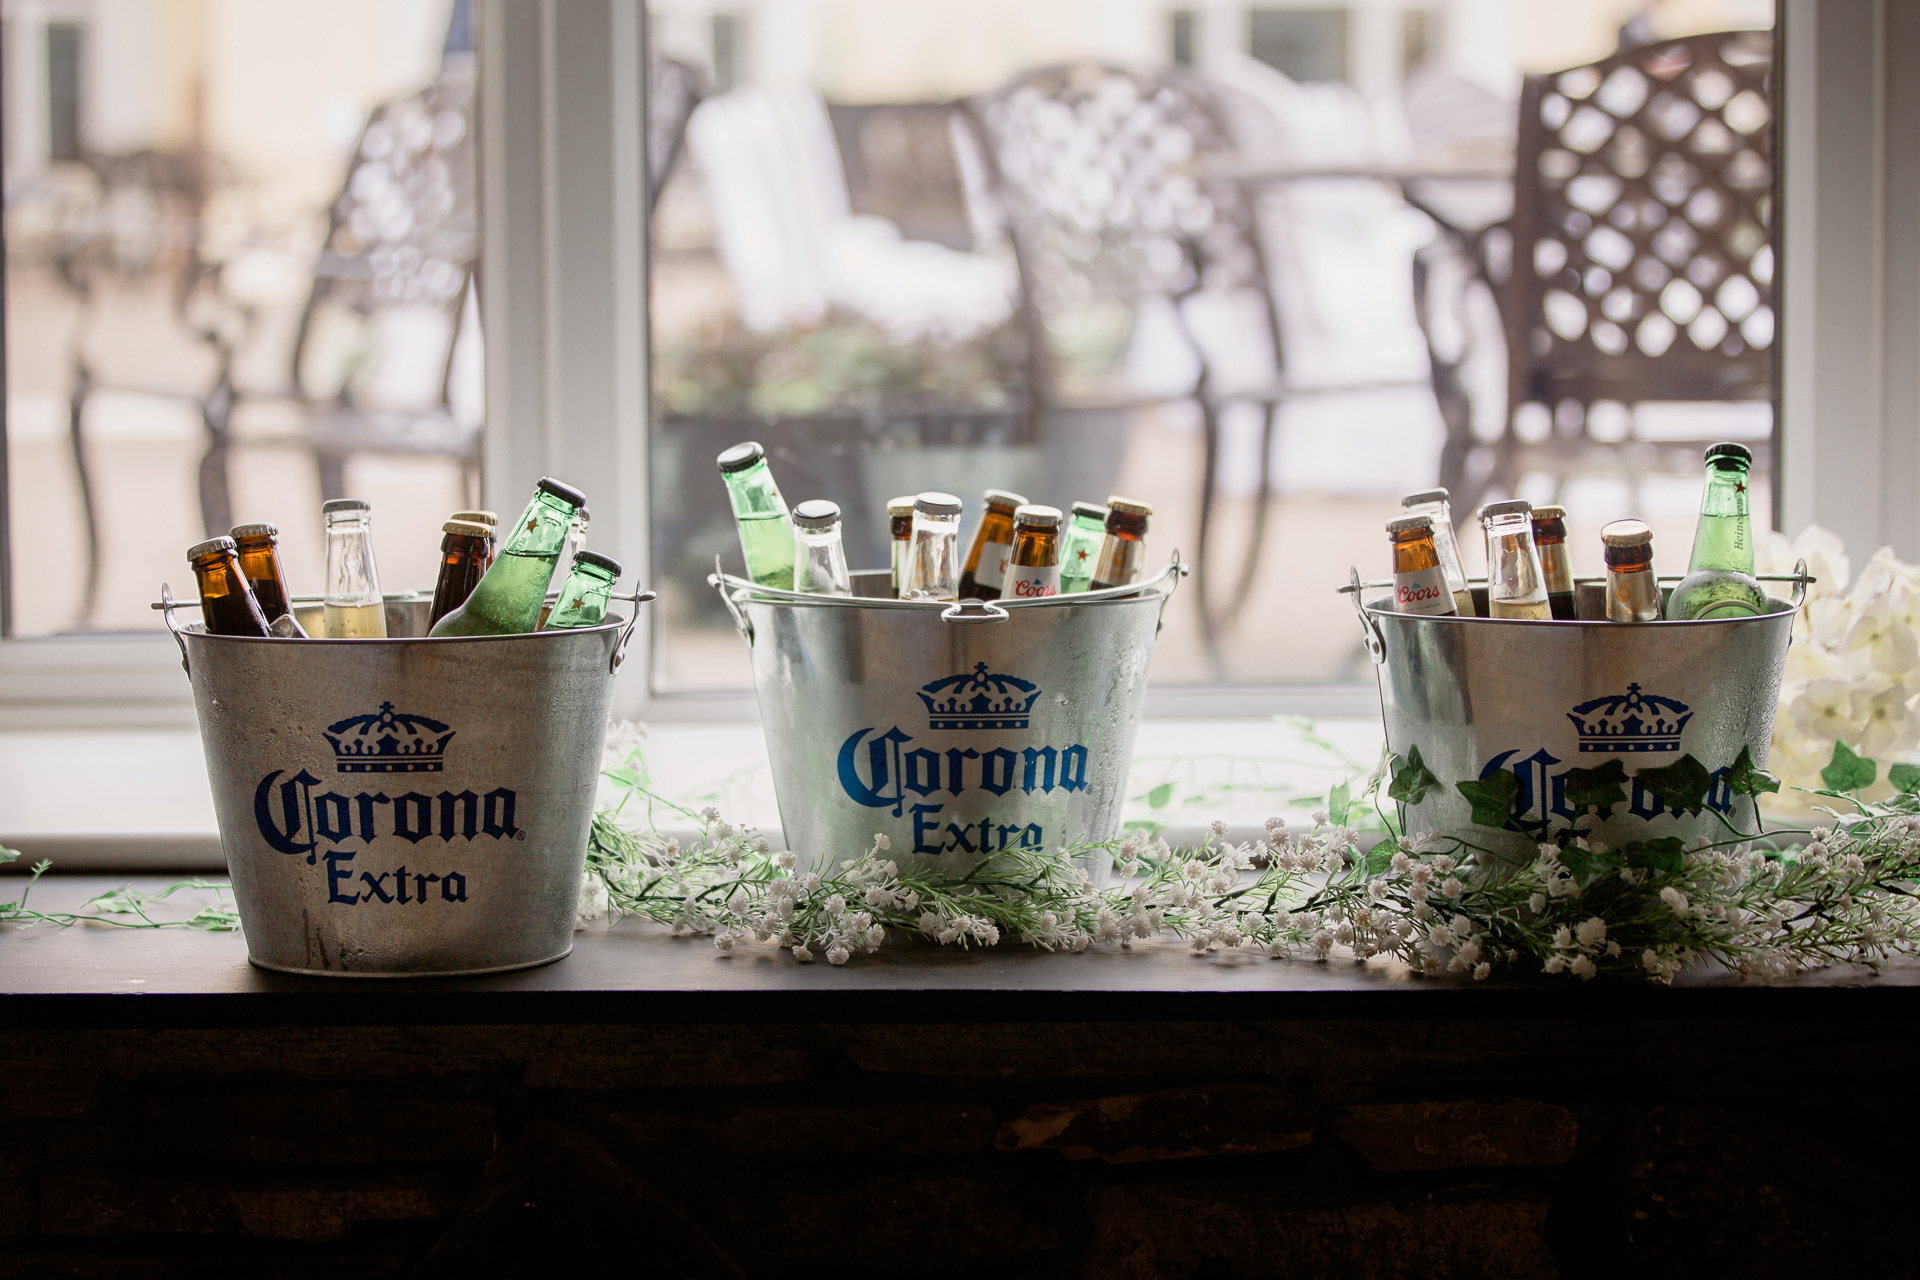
[1344,568,1808,864]
[158,591,651,977]
[711,562,1183,875]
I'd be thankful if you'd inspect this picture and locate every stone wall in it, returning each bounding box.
[0,1019,1911,1276]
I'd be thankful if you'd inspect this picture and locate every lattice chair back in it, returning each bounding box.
[958,63,1278,406]
[650,55,705,214]
[295,73,478,414]
[1505,31,1774,418]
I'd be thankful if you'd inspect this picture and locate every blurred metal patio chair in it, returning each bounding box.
[651,54,706,214]
[1410,31,1776,516]
[955,64,1288,663]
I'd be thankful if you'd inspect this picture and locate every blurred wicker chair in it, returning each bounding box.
[1415,31,1776,514]
[955,64,1286,663]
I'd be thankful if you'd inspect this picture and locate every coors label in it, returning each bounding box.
[1394,564,1456,615]
[1008,563,1060,598]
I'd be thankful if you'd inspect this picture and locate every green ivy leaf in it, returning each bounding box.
[1622,836,1686,874]
[1564,759,1629,816]
[1328,781,1351,827]
[1456,771,1521,829]
[1636,754,1713,814]
[1724,745,1781,798]
[1362,837,1398,875]
[1559,842,1623,886]
[1387,745,1441,807]
[1889,763,1920,795]
[1146,782,1175,810]
[1820,741,1877,793]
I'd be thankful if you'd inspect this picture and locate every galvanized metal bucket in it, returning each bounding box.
[710,560,1185,877]
[1344,567,1809,865]
[158,588,652,977]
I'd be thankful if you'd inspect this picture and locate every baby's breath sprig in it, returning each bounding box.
[584,737,1920,981]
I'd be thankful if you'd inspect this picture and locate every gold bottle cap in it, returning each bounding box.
[443,519,493,537]
[885,496,917,517]
[1107,496,1153,516]
[1531,504,1567,521]
[450,510,497,525]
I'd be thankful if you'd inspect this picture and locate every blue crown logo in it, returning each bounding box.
[917,662,1041,730]
[324,701,455,773]
[1566,683,1691,753]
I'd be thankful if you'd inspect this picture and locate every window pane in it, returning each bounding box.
[4,0,478,637]
[645,1,1775,693]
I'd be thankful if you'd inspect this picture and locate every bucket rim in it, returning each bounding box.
[710,556,1186,612]
[1358,595,1800,625]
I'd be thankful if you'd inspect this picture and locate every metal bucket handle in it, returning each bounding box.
[1347,566,1387,664]
[609,589,659,674]
[158,583,193,677]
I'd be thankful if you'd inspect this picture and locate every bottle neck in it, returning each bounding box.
[721,460,787,518]
[1688,462,1755,573]
[1011,528,1058,565]
[500,493,577,558]
[1391,535,1440,573]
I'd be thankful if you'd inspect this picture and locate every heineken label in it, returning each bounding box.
[1008,562,1060,598]
[1395,565,1455,614]
[974,540,1011,590]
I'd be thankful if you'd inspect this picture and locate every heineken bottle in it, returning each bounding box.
[543,550,621,630]
[1057,501,1107,594]
[716,441,796,588]
[429,477,588,636]
[1665,442,1770,621]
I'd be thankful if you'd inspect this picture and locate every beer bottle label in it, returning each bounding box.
[1394,565,1456,615]
[1008,563,1060,598]
[973,540,1012,591]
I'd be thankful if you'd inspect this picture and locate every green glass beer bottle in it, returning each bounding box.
[429,477,588,636]
[543,550,622,630]
[1057,501,1108,594]
[1665,442,1770,620]
[716,441,796,588]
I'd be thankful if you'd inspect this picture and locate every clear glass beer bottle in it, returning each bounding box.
[543,550,622,629]
[886,496,916,598]
[1006,504,1063,598]
[1057,501,1108,594]
[1602,519,1662,622]
[230,522,307,637]
[1401,488,1473,617]
[792,499,852,596]
[1090,497,1152,590]
[904,492,963,601]
[428,519,494,629]
[1666,442,1770,620]
[1387,516,1458,615]
[958,488,1028,601]
[1479,499,1552,620]
[1530,504,1576,620]
[188,536,272,637]
[429,476,587,636]
[321,499,387,638]
[716,441,797,588]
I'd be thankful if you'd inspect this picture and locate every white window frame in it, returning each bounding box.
[0,0,1909,731]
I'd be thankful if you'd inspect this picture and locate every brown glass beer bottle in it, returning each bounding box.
[1090,497,1152,590]
[1530,504,1576,620]
[1387,516,1458,615]
[958,488,1027,600]
[188,536,273,637]
[1006,504,1063,598]
[229,522,308,637]
[429,519,495,629]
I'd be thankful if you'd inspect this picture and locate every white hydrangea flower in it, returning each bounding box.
[1575,917,1608,948]
[827,943,851,965]
[775,851,797,871]
[1570,954,1597,980]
